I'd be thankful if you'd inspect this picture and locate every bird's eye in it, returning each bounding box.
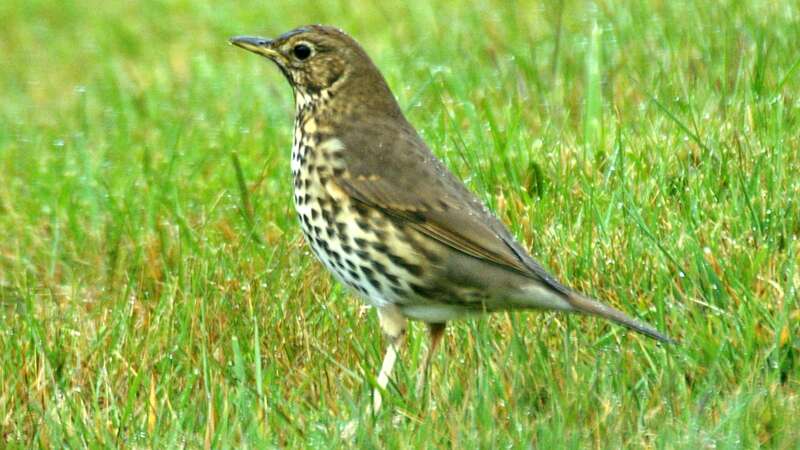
[293,44,312,60]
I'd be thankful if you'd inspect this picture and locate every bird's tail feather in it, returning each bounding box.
[566,292,676,344]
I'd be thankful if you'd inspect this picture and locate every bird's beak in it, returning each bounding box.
[229,35,281,60]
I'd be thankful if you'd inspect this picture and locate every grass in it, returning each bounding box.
[1,0,798,447]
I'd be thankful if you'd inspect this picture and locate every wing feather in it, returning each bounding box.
[331,115,569,295]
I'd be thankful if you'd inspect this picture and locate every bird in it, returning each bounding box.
[229,25,673,411]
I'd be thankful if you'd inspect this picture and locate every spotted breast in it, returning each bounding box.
[290,97,433,312]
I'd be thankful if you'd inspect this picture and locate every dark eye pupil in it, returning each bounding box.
[293,44,311,60]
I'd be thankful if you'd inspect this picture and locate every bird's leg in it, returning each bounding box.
[415,322,446,398]
[373,305,407,413]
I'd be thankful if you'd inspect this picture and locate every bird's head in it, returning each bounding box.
[230,24,396,112]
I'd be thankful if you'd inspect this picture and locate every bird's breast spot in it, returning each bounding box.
[302,121,318,135]
[324,180,349,202]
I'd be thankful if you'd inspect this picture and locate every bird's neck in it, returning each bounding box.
[294,86,324,113]
[293,71,405,125]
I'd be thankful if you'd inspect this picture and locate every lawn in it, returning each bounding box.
[1,0,798,447]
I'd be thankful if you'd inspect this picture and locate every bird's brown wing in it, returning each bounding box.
[332,115,570,295]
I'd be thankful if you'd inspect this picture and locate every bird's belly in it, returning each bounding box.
[399,304,474,323]
[292,173,424,310]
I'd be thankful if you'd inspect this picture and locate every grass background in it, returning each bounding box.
[1,0,798,447]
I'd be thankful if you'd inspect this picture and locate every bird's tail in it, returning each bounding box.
[566,292,676,344]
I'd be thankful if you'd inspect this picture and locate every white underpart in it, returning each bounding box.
[399,282,572,323]
[400,304,471,323]
[519,283,573,311]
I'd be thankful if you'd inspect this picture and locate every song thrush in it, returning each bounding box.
[230,25,673,411]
